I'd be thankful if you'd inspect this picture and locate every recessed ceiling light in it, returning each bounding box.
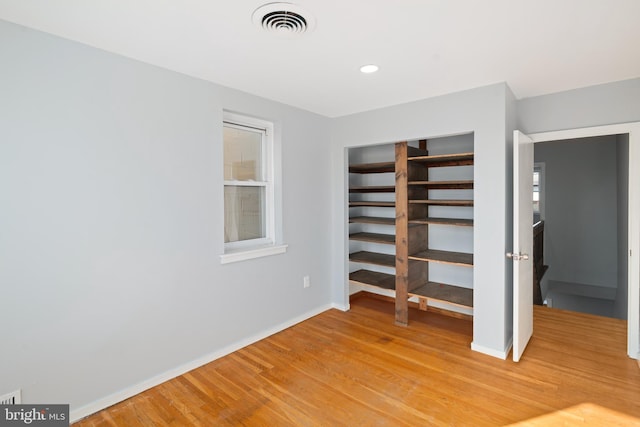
[360,64,379,74]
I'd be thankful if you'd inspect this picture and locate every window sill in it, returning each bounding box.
[220,244,288,264]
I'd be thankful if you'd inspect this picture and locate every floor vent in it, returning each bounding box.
[0,389,21,405]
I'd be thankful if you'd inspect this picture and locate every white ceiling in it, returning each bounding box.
[1,0,639,117]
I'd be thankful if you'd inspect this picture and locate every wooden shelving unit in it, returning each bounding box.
[348,137,474,326]
[348,152,397,294]
[402,142,474,323]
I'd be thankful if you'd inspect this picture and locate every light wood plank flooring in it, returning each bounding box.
[75,293,640,426]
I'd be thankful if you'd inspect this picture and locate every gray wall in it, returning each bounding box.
[615,134,630,319]
[0,20,332,415]
[534,136,618,288]
[505,85,517,341]
[517,78,640,134]
[331,83,512,357]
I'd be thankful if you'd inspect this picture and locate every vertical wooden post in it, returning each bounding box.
[417,139,429,301]
[395,142,409,326]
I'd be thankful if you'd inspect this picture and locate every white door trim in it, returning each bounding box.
[529,122,640,359]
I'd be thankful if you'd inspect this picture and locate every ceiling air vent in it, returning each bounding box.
[252,3,316,35]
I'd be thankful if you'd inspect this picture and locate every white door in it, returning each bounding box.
[512,130,534,362]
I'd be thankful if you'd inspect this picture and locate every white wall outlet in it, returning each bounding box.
[303,275,310,288]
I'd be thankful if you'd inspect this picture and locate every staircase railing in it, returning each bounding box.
[533,220,547,305]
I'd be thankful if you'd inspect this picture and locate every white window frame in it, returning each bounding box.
[220,112,287,263]
[533,162,545,220]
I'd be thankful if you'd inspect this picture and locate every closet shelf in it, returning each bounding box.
[349,161,395,174]
[349,201,395,208]
[349,270,396,291]
[349,185,395,193]
[409,282,473,309]
[408,180,473,189]
[349,251,395,268]
[409,217,474,227]
[349,216,396,226]
[409,199,474,207]
[409,249,473,267]
[349,232,395,245]
[408,152,474,167]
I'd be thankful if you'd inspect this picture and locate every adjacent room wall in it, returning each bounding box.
[0,19,332,419]
[331,83,512,358]
[534,136,618,289]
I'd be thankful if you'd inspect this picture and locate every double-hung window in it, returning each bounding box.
[533,162,545,221]
[221,112,286,263]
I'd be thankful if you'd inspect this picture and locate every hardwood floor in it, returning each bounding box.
[74,293,640,426]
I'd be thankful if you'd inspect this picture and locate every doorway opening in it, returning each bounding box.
[524,122,640,360]
[534,135,628,320]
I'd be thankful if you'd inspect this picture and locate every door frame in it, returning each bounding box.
[528,122,640,359]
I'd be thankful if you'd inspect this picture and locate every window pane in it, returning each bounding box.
[224,186,265,243]
[224,126,263,181]
[533,169,541,214]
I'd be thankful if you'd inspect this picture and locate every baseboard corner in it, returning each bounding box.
[471,340,511,360]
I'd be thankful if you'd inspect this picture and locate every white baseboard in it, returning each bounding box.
[504,338,513,359]
[331,302,350,312]
[471,338,512,360]
[70,303,333,423]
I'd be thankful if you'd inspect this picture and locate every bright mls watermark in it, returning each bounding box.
[0,405,68,426]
